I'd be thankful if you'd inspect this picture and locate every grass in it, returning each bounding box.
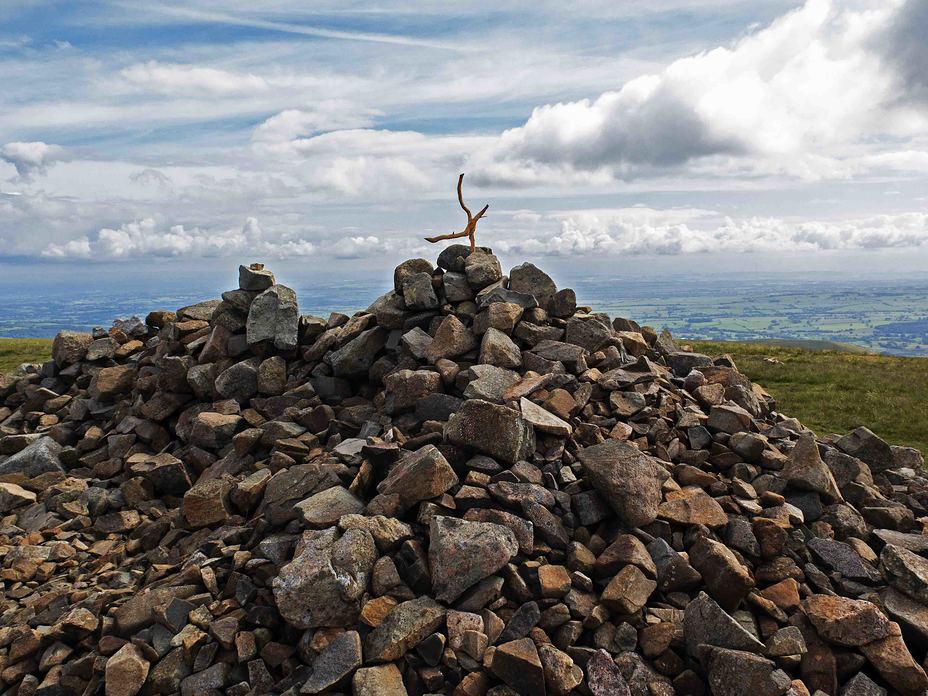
[0,338,52,375]
[691,340,928,454]
[1,336,924,455]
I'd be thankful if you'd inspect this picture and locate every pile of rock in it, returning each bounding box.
[1,246,927,696]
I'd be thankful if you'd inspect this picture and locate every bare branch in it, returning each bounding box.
[425,173,489,253]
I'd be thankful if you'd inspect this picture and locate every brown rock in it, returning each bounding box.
[105,644,150,696]
[801,595,892,647]
[601,565,656,615]
[491,638,546,696]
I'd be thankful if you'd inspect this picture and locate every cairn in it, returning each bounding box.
[1,245,927,696]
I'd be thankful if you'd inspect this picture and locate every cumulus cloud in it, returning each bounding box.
[493,208,928,256]
[475,0,927,184]
[0,141,67,181]
[119,61,269,95]
[42,217,317,259]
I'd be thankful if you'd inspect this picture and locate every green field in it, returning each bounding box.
[691,341,928,454]
[0,338,52,374]
[1,337,924,455]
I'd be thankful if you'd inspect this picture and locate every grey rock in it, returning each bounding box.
[577,440,670,527]
[402,271,440,311]
[836,426,895,472]
[445,399,536,466]
[429,516,518,602]
[365,596,446,663]
[329,327,388,377]
[294,486,365,528]
[246,284,299,351]
[239,263,275,291]
[509,262,557,308]
[701,647,791,696]
[683,592,765,657]
[300,630,361,694]
[272,527,376,629]
[214,358,259,403]
[0,436,64,477]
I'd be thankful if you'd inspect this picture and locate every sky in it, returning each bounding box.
[1,0,927,280]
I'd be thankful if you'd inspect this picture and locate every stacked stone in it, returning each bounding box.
[1,245,927,696]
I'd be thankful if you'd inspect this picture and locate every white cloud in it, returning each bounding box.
[0,141,67,181]
[42,217,317,259]
[119,61,269,95]
[475,0,928,184]
[493,208,928,256]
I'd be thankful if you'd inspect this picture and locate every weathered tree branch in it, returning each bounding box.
[425,173,488,253]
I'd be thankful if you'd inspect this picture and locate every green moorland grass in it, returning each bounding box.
[1,337,925,454]
[691,341,928,455]
[0,338,52,375]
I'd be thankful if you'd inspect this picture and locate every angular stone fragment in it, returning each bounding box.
[859,622,928,696]
[701,647,791,696]
[658,486,728,527]
[0,436,63,476]
[578,440,669,527]
[402,271,439,311]
[374,445,459,512]
[239,263,275,290]
[801,595,891,647]
[781,434,842,501]
[520,397,572,437]
[427,314,477,362]
[445,399,535,466]
[491,638,546,696]
[90,364,135,400]
[214,359,258,402]
[689,536,754,612]
[246,283,299,351]
[353,664,408,696]
[538,643,582,696]
[0,481,36,513]
[294,486,365,528]
[429,516,518,602]
[105,643,149,696]
[365,596,446,663]
[462,364,520,401]
[836,426,895,472]
[330,326,388,377]
[300,630,361,694]
[52,330,93,366]
[601,565,656,615]
[880,544,928,603]
[480,327,522,369]
[384,368,442,413]
[182,476,231,528]
[684,592,765,657]
[464,250,502,289]
[273,527,376,628]
[587,649,632,696]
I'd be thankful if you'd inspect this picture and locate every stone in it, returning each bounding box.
[374,445,459,512]
[565,316,614,352]
[708,403,754,434]
[437,243,483,272]
[881,543,928,604]
[801,595,892,646]
[491,638,546,696]
[689,536,755,612]
[519,397,572,437]
[246,283,299,351]
[601,565,656,614]
[105,643,150,696]
[365,596,446,663]
[188,411,241,449]
[0,481,36,512]
[445,399,536,466]
[90,365,135,400]
[52,330,93,366]
[509,262,556,306]
[464,250,502,289]
[684,592,765,657]
[239,263,275,290]
[550,288,576,318]
[480,327,522,369]
[473,302,523,335]
[429,516,518,602]
[427,314,477,362]
[765,626,806,657]
[353,664,408,696]
[859,622,928,696]
[402,271,440,311]
[257,355,287,394]
[443,271,473,302]
[577,439,670,527]
[586,649,632,696]
[807,537,880,583]
[384,368,442,413]
[835,426,895,472]
[537,643,582,696]
[781,434,843,501]
[295,486,365,528]
[182,476,231,528]
[330,327,388,377]
[0,436,63,476]
[840,673,887,696]
[215,359,259,402]
[701,647,791,696]
[463,364,521,401]
[300,630,362,694]
[880,587,928,640]
[658,486,729,527]
[272,527,376,628]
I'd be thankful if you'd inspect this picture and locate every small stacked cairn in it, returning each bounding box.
[1,244,927,696]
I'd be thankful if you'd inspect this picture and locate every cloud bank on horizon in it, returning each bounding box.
[1,0,926,264]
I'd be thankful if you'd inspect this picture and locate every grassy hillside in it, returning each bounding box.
[691,340,927,454]
[0,338,52,374]
[1,336,924,454]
